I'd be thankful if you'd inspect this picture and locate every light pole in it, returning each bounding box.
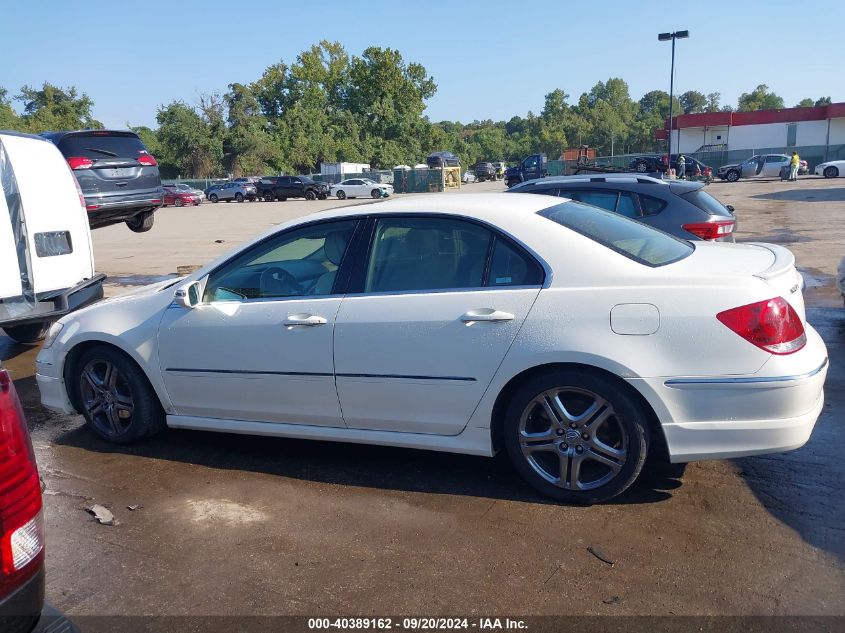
[658,30,689,166]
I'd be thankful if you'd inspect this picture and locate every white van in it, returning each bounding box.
[0,131,104,343]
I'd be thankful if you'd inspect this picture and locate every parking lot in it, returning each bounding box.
[2,177,844,617]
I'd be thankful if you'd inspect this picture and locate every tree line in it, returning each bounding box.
[0,41,833,178]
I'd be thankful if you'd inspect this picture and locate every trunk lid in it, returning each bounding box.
[670,241,805,320]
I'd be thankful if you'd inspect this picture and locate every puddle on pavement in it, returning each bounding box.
[738,228,814,245]
[106,274,179,286]
[799,267,842,309]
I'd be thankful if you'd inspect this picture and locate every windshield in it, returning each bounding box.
[57,132,148,159]
[537,201,693,267]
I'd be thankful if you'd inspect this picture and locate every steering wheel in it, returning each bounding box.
[259,266,300,297]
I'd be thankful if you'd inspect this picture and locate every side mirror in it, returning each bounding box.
[726,204,735,214]
[175,281,202,309]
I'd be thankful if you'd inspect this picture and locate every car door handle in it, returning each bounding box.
[284,313,327,327]
[461,309,514,323]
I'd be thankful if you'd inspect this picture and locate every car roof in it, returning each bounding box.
[511,174,703,194]
[40,129,140,141]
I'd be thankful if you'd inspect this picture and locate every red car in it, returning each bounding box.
[162,185,202,207]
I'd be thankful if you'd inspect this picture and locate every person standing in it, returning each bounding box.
[789,151,800,181]
[677,154,686,180]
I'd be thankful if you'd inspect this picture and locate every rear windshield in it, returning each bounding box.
[57,132,148,159]
[537,201,693,267]
[680,189,733,217]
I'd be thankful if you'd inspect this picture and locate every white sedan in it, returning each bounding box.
[814,160,845,178]
[35,194,828,503]
[330,178,393,200]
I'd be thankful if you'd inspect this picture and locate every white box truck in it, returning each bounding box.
[0,131,104,343]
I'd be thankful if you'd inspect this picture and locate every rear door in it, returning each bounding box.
[56,132,160,201]
[763,155,787,177]
[333,215,545,435]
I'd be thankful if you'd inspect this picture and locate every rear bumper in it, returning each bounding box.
[0,568,75,633]
[629,327,828,462]
[85,191,163,226]
[0,274,105,327]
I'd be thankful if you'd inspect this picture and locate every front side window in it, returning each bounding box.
[364,217,492,293]
[204,220,358,301]
[538,201,692,267]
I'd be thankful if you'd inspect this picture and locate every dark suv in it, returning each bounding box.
[473,162,496,182]
[257,176,329,201]
[41,130,163,233]
[508,175,736,241]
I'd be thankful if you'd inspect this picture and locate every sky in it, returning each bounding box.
[4,1,844,129]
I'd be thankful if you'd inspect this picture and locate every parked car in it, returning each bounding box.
[171,183,205,197]
[426,151,460,168]
[473,162,497,182]
[0,131,104,344]
[814,159,845,179]
[629,154,712,178]
[505,154,547,187]
[36,193,826,504]
[838,257,845,307]
[40,130,162,233]
[162,185,202,207]
[462,170,477,184]
[508,174,736,241]
[204,182,257,203]
[717,154,792,182]
[0,367,77,632]
[256,176,329,201]
[330,178,393,200]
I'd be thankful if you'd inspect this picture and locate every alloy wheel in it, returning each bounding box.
[518,387,628,491]
[79,359,135,439]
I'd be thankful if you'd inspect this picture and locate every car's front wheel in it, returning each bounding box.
[305,190,316,201]
[336,190,346,200]
[371,188,382,199]
[824,166,839,179]
[235,192,244,203]
[503,369,649,504]
[126,211,155,233]
[634,161,648,173]
[210,194,219,203]
[725,170,740,182]
[72,345,165,444]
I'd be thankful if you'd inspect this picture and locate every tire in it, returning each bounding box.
[725,170,740,182]
[635,161,648,173]
[126,211,154,233]
[336,190,346,200]
[503,369,649,504]
[174,199,184,207]
[71,345,165,444]
[305,190,316,201]
[824,166,839,179]
[3,322,48,344]
[264,194,275,202]
[235,192,244,203]
[318,194,327,200]
[371,188,382,199]
[210,194,219,203]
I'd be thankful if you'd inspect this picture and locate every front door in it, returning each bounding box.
[158,218,360,426]
[741,156,762,178]
[334,215,544,435]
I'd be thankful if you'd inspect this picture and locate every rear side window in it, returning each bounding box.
[57,133,148,159]
[680,189,733,217]
[567,190,618,212]
[638,194,667,216]
[489,238,544,286]
[538,201,693,267]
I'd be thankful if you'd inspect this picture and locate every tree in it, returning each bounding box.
[737,84,784,112]
[679,90,707,114]
[0,88,23,131]
[223,83,273,176]
[155,102,223,178]
[705,92,721,112]
[15,82,102,131]
[815,96,832,107]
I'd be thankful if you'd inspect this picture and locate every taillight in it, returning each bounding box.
[66,156,93,170]
[682,220,735,240]
[137,154,157,167]
[716,297,806,355]
[0,370,44,596]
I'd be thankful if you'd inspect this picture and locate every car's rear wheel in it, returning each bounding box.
[305,190,316,201]
[824,166,839,179]
[174,199,183,207]
[635,161,648,173]
[503,369,649,504]
[264,194,274,202]
[3,322,48,344]
[336,190,346,200]
[371,188,382,199]
[235,192,244,203]
[725,170,740,182]
[72,346,165,444]
[126,211,154,233]
[210,194,219,203]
